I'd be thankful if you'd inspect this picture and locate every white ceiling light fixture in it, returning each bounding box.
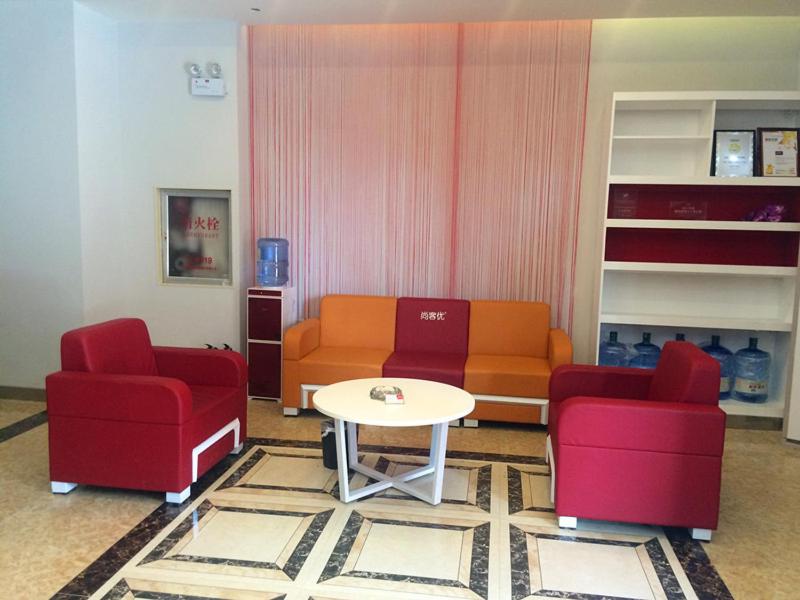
[207,62,223,78]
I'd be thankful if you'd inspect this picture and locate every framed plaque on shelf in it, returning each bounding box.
[712,130,754,177]
[757,128,799,177]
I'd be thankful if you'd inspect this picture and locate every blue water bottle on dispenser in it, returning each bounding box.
[257,238,289,287]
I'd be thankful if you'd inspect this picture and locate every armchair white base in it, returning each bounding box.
[231,443,244,454]
[166,486,190,504]
[51,481,77,494]
[690,528,712,541]
[558,516,577,529]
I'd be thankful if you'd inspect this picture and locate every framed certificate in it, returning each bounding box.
[757,128,799,177]
[712,130,754,177]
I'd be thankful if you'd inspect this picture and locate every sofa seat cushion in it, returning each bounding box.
[188,385,242,442]
[299,346,392,383]
[464,354,551,398]
[382,351,466,388]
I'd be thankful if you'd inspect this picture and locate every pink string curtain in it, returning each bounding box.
[250,20,591,331]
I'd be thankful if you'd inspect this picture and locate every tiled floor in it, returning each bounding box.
[1,396,799,598]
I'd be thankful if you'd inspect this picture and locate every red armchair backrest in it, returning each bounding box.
[394,297,470,354]
[61,318,159,376]
[648,341,720,405]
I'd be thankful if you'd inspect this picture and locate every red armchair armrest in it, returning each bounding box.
[46,371,192,425]
[558,396,726,457]
[153,347,247,387]
[549,364,654,404]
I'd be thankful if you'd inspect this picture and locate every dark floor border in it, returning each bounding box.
[0,411,47,444]
[665,527,734,599]
[0,386,46,401]
[52,437,729,599]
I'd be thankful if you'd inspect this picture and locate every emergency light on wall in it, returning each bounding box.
[187,62,226,97]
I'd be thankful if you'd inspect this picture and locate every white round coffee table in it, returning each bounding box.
[313,377,475,505]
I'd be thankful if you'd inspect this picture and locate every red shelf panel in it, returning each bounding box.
[605,228,799,266]
[609,184,800,222]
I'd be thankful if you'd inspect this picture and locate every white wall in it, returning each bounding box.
[571,17,800,365]
[74,3,121,325]
[77,18,245,350]
[0,5,246,390]
[0,0,84,388]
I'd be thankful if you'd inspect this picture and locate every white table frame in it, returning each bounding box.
[334,418,450,505]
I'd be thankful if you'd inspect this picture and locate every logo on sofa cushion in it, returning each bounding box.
[420,311,447,321]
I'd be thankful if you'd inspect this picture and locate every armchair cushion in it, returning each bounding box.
[548,365,654,437]
[154,346,247,387]
[61,318,158,376]
[558,396,726,457]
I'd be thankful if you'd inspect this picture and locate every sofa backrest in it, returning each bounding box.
[60,318,159,376]
[320,295,397,350]
[468,300,550,358]
[394,297,470,355]
[648,341,720,405]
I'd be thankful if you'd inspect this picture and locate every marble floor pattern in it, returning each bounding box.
[76,441,717,600]
[1,397,800,598]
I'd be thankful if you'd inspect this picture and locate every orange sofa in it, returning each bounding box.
[281,295,572,425]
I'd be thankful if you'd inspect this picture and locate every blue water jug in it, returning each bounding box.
[257,237,289,286]
[629,332,660,369]
[700,335,734,400]
[598,331,629,366]
[733,337,770,403]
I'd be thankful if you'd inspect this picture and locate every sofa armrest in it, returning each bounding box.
[548,329,573,371]
[549,364,653,405]
[284,318,320,360]
[153,346,247,387]
[46,371,192,425]
[558,396,726,457]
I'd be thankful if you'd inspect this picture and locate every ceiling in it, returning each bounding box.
[78,0,800,24]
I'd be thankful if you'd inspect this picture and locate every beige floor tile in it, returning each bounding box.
[0,398,45,429]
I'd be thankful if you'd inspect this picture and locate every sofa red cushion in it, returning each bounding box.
[393,297,470,354]
[383,297,470,387]
[382,351,467,388]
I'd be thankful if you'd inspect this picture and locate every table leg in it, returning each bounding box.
[430,422,449,505]
[334,418,350,502]
[346,421,358,466]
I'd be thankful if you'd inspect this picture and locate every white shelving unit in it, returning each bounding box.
[597,91,800,423]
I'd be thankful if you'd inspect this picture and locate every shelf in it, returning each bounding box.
[720,398,785,419]
[602,262,798,277]
[608,175,800,187]
[612,135,708,141]
[606,219,800,232]
[600,313,792,332]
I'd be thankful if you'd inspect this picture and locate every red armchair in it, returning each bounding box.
[46,318,247,503]
[547,341,725,540]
